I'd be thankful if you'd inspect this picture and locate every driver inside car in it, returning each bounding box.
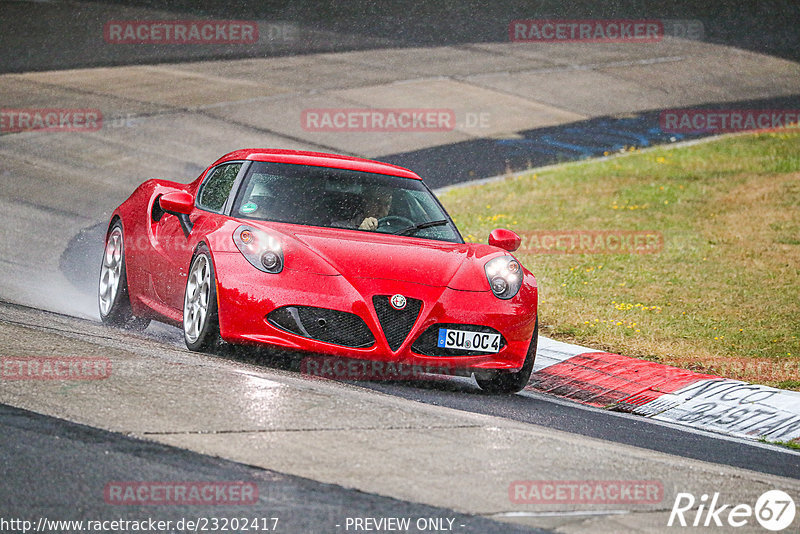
[357,186,393,230]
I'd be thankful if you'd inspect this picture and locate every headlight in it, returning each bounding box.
[233,225,283,274]
[484,255,522,299]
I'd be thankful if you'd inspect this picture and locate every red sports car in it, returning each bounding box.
[98,149,538,393]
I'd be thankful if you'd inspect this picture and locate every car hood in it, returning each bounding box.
[263,223,501,290]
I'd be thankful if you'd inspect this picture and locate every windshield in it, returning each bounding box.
[231,161,463,243]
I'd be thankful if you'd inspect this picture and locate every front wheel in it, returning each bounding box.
[183,247,222,352]
[475,318,538,394]
[98,222,150,330]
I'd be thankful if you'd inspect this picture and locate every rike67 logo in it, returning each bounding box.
[668,490,796,531]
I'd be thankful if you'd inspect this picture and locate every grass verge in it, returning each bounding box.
[440,130,800,389]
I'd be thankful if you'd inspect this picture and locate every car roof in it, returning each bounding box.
[211,149,422,180]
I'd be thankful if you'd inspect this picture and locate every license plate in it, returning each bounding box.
[437,328,501,353]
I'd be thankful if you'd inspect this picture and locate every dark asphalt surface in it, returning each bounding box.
[5,0,797,73]
[347,378,800,480]
[6,295,798,486]
[0,403,547,533]
[383,94,800,189]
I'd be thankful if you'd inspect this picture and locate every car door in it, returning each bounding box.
[150,162,243,312]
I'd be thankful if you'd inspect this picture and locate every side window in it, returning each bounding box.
[197,163,242,213]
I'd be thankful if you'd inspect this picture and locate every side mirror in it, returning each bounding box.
[159,191,194,215]
[158,191,194,237]
[488,228,521,252]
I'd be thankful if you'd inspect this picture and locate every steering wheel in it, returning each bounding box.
[377,215,414,232]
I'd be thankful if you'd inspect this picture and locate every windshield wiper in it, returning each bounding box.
[398,219,449,236]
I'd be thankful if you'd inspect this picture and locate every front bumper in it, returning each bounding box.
[213,251,538,372]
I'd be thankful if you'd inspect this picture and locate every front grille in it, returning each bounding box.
[411,323,506,357]
[372,295,422,351]
[267,306,375,348]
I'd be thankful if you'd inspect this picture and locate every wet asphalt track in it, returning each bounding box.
[0,403,544,533]
[355,380,800,480]
[3,1,800,531]
[4,299,799,483]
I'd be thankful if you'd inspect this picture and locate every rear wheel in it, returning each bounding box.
[183,247,222,352]
[475,318,538,394]
[98,222,150,330]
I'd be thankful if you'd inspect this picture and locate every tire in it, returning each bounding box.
[98,221,150,330]
[183,246,222,352]
[475,318,538,394]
